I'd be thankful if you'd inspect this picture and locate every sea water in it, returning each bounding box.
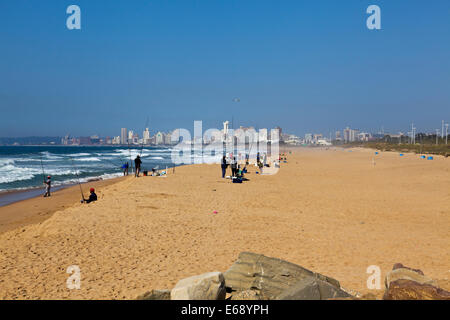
[0,146,175,192]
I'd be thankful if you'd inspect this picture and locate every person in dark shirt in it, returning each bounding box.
[221,155,228,178]
[82,188,97,204]
[134,155,142,177]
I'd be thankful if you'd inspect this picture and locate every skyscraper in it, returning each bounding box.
[120,128,127,145]
[143,128,150,145]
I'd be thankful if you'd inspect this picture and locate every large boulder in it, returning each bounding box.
[137,289,171,300]
[383,263,450,300]
[223,252,342,300]
[171,272,226,300]
[385,265,437,289]
[276,277,351,300]
[383,280,450,300]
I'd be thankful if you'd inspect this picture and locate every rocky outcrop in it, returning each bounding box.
[223,252,342,300]
[385,267,437,289]
[383,263,450,300]
[276,277,351,300]
[384,279,450,300]
[171,272,226,300]
[137,289,171,300]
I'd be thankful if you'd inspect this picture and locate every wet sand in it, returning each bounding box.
[0,148,449,299]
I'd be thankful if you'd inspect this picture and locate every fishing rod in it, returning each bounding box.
[139,116,150,157]
[70,157,85,202]
[127,136,134,174]
[39,153,46,182]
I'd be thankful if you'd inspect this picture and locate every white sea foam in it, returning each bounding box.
[73,157,101,162]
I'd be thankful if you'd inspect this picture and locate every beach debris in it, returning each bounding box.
[223,252,342,300]
[171,271,226,300]
[276,277,351,300]
[383,263,450,300]
[137,289,171,300]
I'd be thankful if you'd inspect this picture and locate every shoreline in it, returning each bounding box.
[0,174,127,234]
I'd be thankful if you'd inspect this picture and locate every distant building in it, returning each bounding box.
[121,128,128,144]
[155,131,165,145]
[143,128,151,145]
[343,127,359,142]
[223,121,229,140]
[305,133,313,144]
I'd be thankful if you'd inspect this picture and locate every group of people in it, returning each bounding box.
[122,155,143,177]
[41,154,146,204]
[42,175,97,204]
[220,154,249,179]
[220,152,271,178]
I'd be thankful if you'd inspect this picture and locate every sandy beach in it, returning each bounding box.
[0,147,449,299]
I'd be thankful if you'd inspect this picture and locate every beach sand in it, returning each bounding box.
[0,148,449,299]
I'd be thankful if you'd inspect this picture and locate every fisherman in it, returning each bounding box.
[134,155,142,177]
[221,155,228,178]
[43,175,51,197]
[122,162,129,176]
[82,188,97,204]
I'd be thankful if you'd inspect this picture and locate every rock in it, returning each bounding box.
[383,279,450,300]
[385,265,437,289]
[137,289,171,300]
[171,272,226,300]
[223,252,341,300]
[230,290,261,300]
[392,263,424,275]
[276,277,351,300]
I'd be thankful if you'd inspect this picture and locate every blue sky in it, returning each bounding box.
[0,0,449,137]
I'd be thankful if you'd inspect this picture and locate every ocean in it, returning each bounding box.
[0,145,175,193]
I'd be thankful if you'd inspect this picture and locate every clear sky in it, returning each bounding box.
[0,0,449,137]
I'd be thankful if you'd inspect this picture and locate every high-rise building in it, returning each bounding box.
[305,133,313,144]
[121,128,128,144]
[223,121,229,140]
[343,127,359,142]
[143,128,150,145]
[155,132,165,145]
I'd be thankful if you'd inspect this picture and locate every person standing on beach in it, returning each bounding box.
[122,162,129,176]
[231,157,238,177]
[134,155,142,177]
[221,155,228,178]
[43,175,51,197]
